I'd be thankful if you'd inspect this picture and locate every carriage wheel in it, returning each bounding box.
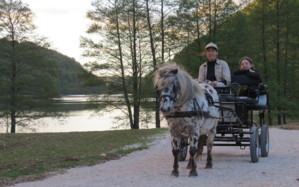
[260,124,269,157]
[178,137,188,161]
[250,126,259,163]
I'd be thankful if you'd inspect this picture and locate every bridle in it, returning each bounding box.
[159,80,179,104]
[160,91,177,102]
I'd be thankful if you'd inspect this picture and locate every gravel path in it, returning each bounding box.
[12,128,299,187]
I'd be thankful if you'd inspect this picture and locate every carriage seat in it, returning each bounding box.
[231,75,268,110]
[214,87,236,102]
[231,75,261,86]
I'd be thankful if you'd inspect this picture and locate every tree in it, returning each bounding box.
[199,0,239,42]
[249,0,299,124]
[174,0,299,125]
[82,0,153,129]
[0,0,59,133]
[145,0,160,128]
[173,0,239,76]
[275,0,299,124]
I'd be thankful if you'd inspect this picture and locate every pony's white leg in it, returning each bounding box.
[187,133,199,177]
[171,136,180,177]
[205,128,216,169]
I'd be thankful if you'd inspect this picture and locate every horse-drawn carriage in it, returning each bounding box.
[154,63,269,177]
[178,74,269,163]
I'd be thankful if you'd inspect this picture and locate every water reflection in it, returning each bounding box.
[0,95,166,133]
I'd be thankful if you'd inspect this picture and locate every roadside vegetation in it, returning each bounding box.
[0,128,167,186]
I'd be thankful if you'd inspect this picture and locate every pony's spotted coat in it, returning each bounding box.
[154,63,220,177]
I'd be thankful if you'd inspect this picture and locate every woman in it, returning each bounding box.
[233,56,261,82]
[233,57,263,124]
[233,56,262,97]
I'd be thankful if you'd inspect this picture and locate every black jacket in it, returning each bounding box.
[233,69,262,83]
[233,69,262,97]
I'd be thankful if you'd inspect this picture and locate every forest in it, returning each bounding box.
[173,0,299,125]
[82,0,299,129]
[1,0,298,133]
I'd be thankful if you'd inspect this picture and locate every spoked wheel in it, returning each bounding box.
[260,124,270,157]
[178,137,189,161]
[250,126,259,163]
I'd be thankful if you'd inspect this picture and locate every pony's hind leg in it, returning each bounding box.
[205,131,215,169]
[171,138,180,177]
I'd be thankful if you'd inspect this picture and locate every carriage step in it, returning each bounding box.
[214,136,250,140]
[216,131,253,135]
[213,143,250,146]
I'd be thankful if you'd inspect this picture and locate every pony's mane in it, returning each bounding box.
[154,63,204,106]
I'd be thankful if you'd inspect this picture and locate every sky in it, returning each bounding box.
[23,0,93,64]
[22,0,241,65]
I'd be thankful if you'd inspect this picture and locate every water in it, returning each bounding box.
[0,95,166,133]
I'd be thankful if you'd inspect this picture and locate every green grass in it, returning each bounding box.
[0,128,167,186]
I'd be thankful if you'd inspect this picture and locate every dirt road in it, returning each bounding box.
[12,128,299,187]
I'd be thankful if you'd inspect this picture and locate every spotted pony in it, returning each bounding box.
[154,63,220,177]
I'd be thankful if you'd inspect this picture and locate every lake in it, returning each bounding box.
[0,95,167,133]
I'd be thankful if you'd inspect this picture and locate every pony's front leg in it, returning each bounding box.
[171,138,180,177]
[205,130,215,169]
[196,134,207,161]
[188,134,198,177]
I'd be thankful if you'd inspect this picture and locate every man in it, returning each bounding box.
[198,42,231,87]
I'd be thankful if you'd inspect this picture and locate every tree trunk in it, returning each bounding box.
[208,0,212,41]
[132,0,139,129]
[282,0,290,125]
[10,38,17,133]
[10,109,16,133]
[213,0,217,40]
[115,9,134,129]
[187,27,190,68]
[195,1,201,52]
[260,0,272,125]
[161,0,165,63]
[145,0,160,128]
[275,0,281,125]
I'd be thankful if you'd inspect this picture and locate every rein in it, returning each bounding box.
[161,94,176,101]
[159,76,221,119]
[165,99,210,118]
[165,111,210,118]
[165,99,234,120]
[165,104,232,119]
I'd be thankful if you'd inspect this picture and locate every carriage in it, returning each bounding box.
[154,63,269,177]
[178,74,270,163]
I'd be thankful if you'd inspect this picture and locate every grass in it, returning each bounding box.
[0,128,167,186]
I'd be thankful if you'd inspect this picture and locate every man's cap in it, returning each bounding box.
[205,42,218,51]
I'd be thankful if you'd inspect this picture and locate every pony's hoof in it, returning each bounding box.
[171,171,179,177]
[205,164,212,169]
[188,170,198,177]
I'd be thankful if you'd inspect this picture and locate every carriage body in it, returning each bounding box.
[175,74,270,163]
[212,75,270,162]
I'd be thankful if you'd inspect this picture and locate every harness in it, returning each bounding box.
[161,94,176,102]
[205,90,214,105]
[165,93,214,119]
[165,101,235,120]
[165,98,210,118]
[159,78,219,119]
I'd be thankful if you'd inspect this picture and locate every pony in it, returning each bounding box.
[154,63,220,177]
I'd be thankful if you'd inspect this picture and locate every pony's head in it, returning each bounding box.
[154,63,197,115]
